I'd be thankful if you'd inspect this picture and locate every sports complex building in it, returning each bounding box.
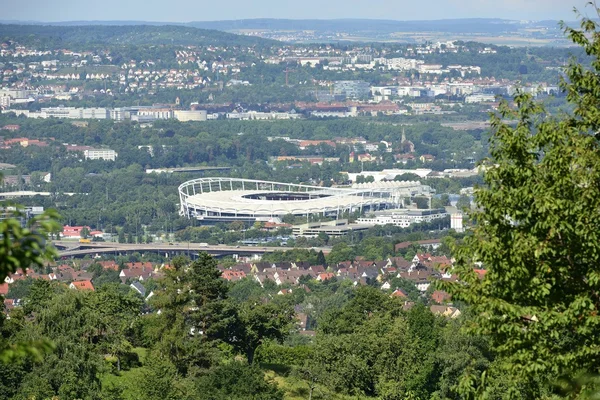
[179,177,434,223]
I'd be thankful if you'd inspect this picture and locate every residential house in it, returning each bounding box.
[222,270,246,282]
[119,265,153,283]
[296,312,308,331]
[474,269,487,280]
[0,283,8,296]
[98,261,119,271]
[394,153,416,164]
[431,290,451,304]
[254,272,276,287]
[309,265,326,275]
[317,272,336,282]
[430,305,461,319]
[130,281,146,297]
[70,280,95,291]
[61,225,91,239]
[391,288,408,298]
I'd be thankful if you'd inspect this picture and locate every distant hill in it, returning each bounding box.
[0,18,570,35]
[187,18,565,35]
[0,24,279,48]
[0,19,575,47]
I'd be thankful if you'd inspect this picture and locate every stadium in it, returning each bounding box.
[179,177,434,223]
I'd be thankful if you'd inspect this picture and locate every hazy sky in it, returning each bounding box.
[1,0,592,22]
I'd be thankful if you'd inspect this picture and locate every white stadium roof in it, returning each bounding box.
[179,177,434,221]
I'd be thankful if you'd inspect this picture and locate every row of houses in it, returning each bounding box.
[219,253,458,299]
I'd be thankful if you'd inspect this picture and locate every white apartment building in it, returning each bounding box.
[84,148,118,161]
[41,106,75,118]
[465,94,496,103]
[0,95,10,108]
[174,110,207,122]
[357,208,448,228]
[418,64,444,74]
[397,87,424,97]
[374,57,422,71]
[73,108,109,119]
[135,108,173,120]
[0,89,37,99]
[451,213,464,233]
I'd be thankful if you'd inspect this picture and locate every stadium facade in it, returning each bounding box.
[179,177,434,223]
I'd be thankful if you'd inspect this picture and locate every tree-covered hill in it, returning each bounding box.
[0,24,279,49]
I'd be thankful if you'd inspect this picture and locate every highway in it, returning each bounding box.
[145,166,232,174]
[0,191,80,199]
[52,241,330,258]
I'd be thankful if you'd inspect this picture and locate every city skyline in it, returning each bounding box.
[1,0,591,23]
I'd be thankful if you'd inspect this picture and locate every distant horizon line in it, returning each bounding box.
[0,17,578,25]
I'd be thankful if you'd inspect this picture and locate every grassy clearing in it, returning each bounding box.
[263,367,355,400]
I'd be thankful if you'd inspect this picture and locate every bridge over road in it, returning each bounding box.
[52,241,330,258]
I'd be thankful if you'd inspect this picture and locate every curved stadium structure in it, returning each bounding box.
[179,177,434,223]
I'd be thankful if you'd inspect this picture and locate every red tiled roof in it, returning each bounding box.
[70,280,94,291]
[318,273,335,281]
[222,270,246,281]
[474,269,487,279]
[391,288,408,298]
[98,261,118,271]
[431,290,451,304]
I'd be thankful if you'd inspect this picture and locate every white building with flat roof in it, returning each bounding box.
[84,148,117,161]
[451,213,464,233]
[347,169,433,182]
[174,109,207,122]
[357,208,447,228]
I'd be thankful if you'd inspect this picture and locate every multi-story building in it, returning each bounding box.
[451,213,464,233]
[0,95,11,108]
[356,208,448,228]
[83,148,118,161]
[465,94,496,103]
[333,80,370,99]
[174,109,208,122]
[41,106,75,118]
[134,108,174,121]
[77,108,109,119]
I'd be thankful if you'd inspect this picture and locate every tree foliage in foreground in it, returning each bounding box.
[446,9,600,397]
[0,197,60,363]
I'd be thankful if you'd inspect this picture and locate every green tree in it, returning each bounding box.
[446,11,600,397]
[140,352,179,400]
[118,229,126,244]
[194,362,283,400]
[0,201,59,362]
[146,255,235,373]
[282,214,297,224]
[326,242,355,265]
[232,298,296,364]
[413,196,430,209]
[316,250,327,267]
[80,226,90,239]
[6,278,35,300]
[432,194,450,209]
[455,194,471,211]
